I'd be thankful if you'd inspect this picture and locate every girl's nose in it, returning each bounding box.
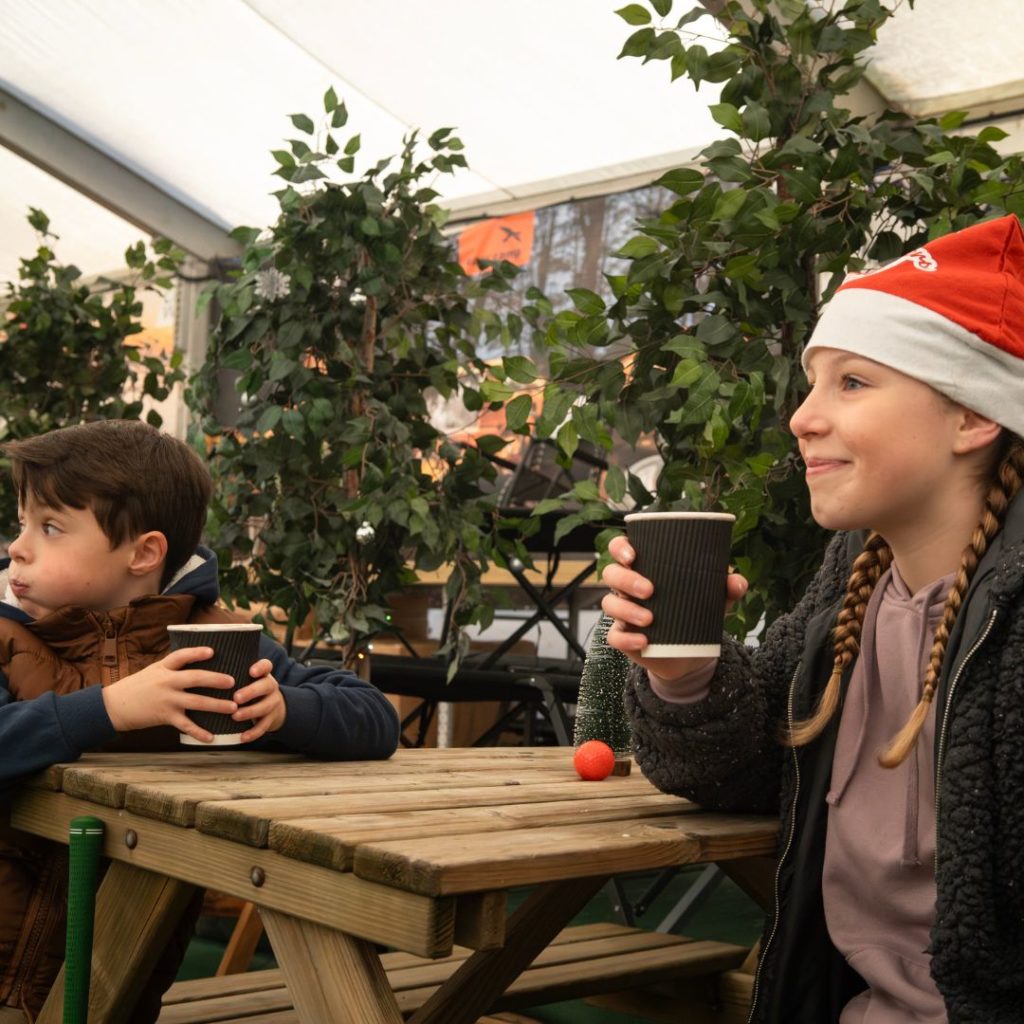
[789,389,823,439]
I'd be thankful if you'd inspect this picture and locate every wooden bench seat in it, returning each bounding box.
[159,922,750,1022]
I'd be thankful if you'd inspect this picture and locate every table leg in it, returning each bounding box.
[260,907,403,1024]
[37,861,198,1024]
[716,855,776,911]
[408,874,608,1024]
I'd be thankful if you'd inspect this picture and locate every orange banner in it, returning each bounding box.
[458,211,535,275]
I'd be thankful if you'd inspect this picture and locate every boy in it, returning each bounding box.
[0,420,400,1022]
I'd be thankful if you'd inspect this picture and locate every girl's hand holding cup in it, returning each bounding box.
[602,524,748,685]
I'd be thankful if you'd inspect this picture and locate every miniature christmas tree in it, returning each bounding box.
[573,614,632,761]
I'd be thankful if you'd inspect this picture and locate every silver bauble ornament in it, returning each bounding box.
[355,521,376,545]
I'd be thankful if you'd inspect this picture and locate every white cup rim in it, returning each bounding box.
[624,511,735,522]
[167,623,263,632]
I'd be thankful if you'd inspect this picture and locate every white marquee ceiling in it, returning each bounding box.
[1,0,1022,287]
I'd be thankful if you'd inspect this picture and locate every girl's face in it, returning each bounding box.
[789,348,987,538]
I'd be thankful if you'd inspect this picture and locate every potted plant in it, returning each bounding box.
[484,0,1024,638]
[189,90,526,672]
[0,208,185,532]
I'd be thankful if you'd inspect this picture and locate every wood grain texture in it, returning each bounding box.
[355,813,779,895]
[261,908,403,1024]
[11,790,455,958]
[268,793,686,870]
[39,861,198,1024]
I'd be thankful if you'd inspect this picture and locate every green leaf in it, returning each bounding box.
[779,169,820,203]
[711,187,746,221]
[505,393,533,431]
[741,101,771,142]
[605,464,626,502]
[619,27,656,58]
[709,102,744,134]
[977,125,1009,143]
[695,314,738,347]
[615,235,660,259]
[480,379,515,403]
[655,167,704,195]
[565,287,605,315]
[269,351,297,381]
[344,134,362,156]
[502,355,538,384]
[255,406,282,433]
[289,113,315,135]
[323,86,339,112]
[556,419,579,459]
[651,0,672,14]
[938,110,967,131]
[615,4,652,25]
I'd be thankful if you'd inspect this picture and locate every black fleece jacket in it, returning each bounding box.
[627,495,1024,1023]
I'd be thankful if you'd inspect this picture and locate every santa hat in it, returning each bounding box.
[803,214,1024,437]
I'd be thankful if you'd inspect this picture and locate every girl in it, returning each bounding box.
[602,214,1024,1023]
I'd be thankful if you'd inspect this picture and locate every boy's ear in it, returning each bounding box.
[953,409,1003,455]
[128,530,168,577]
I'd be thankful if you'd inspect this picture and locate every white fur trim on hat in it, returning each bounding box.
[803,288,1024,436]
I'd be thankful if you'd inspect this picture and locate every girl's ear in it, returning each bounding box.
[128,530,169,577]
[953,409,1003,455]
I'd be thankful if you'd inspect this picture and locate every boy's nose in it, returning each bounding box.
[7,534,26,561]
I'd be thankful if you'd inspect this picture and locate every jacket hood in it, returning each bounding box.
[0,544,221,625]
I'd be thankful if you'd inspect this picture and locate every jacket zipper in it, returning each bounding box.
[933,605,1001,873]
[746,662,803,1024]
[100,615,121,684]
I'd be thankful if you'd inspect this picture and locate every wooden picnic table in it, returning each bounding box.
[9,747,778,1024]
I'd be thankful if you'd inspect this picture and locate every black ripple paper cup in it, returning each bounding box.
[624,512,735,658]
[167,624,263,746]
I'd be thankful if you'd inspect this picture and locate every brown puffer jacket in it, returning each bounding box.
[0,593,241,1022]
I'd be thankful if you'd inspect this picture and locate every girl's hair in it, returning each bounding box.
[789,435,1024,766]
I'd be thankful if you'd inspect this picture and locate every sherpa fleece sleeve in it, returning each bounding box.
[625,531,855,813]
[0,683,115,799]
[251,635,399,760]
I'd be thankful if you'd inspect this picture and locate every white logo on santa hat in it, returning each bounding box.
[861,247,938,277]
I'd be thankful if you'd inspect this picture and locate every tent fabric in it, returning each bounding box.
[0,0,1022,286]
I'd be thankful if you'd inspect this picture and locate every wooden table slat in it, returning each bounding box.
[355,813,779,895]
[61,760,580,817]
[193,775,661,847]
[268,793,689,870]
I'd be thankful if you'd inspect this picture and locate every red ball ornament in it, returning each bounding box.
[573,739,615,781]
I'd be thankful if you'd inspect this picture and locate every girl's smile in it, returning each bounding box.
[802,456,850,477]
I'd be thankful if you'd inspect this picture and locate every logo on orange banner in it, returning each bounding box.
[457,211,535,275]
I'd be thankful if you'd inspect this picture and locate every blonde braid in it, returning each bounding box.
[879,439,1024,767]
[789,531,892,747]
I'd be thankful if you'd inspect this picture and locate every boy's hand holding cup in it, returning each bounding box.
[167,623,264,745]
[603,511,746,683]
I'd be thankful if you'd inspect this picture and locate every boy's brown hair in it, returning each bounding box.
[3,420,212,589]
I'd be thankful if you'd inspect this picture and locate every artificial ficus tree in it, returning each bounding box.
[0,208,185,533]
[189,90,529,669]
[485,0,1024,637]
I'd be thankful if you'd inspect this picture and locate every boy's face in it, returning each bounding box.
[6,498,144,618]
